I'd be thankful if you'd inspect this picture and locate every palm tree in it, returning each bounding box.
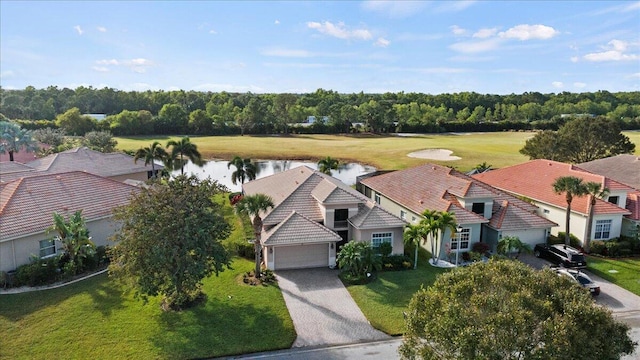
[317,156,339,175]
[584,182,610,253]
[228,156,257,185]
[434,211,458,265]
[166,137,204,175]
[49,210,95,274]
[422,210,442,265]
[235,193,274,278]
[403,223,428,269]
[0,121,38,161]
[134,141,167,179]
[552,176,588,245]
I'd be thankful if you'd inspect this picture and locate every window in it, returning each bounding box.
[39,239,56,258]
[451,228,470,251]
[400,210,406,220]
[471,202,485,216]
[594,219,612,240]
[371,232,392,248]
[608,196,619,206]
[364,187,372,198]
[411,216,417,223]
[543,209,550,214]
[374,194,381,204]
[334,209,349,228]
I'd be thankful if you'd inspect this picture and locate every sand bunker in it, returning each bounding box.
[407,149,461,161]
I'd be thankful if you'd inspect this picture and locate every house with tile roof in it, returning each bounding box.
[242,166,406,270]
[0,171,138,272]
[578,154,640,191]
[0,147,162,184]
[473,159,637,245]
[357,163,557,261]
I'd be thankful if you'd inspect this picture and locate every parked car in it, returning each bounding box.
[533,244,587,269]
[552,267,600,296]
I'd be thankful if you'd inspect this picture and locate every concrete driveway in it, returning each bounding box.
[276,268,390,348]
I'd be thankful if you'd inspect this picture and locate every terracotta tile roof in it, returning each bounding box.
[243,166,369,226]
[5,147,162,181]
[578,154,640,190]
[489,200,557,230]
[349,202,408,229]
[0,171,139,241]
[263,211,341,245]
[359,163,548,230]
[627,192,640,221]
[0,162,36,181]
[473,159,632,216]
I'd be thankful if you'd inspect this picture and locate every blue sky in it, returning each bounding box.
[1,1,639,94]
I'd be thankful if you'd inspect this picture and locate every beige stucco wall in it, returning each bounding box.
[536,201,624,243]
[0,217,120,272]
[351,226,404,255]
[369,190,422,223]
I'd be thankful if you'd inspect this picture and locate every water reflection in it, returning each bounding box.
[175,159,376,192]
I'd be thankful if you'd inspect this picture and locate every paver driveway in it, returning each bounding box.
[276,268,390,348]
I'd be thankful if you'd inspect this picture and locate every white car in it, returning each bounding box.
[553,267,600,296]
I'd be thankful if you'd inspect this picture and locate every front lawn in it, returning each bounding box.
[345,257,449,335]
[0,257,295,360]
[587,256,640,296]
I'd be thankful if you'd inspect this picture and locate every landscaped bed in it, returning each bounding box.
[587,256,640,297]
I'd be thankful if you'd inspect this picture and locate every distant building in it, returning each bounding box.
[306,116,330,124]
[84,113,107,121]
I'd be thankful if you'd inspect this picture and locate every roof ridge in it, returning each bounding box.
[0,177,24,215]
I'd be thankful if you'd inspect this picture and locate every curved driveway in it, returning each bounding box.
[276,268,390,348]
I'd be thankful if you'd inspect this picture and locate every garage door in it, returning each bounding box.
[274,243,329,270]
[505,229,547,248]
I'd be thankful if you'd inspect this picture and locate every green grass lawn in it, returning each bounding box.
[0,197,295,360]
[116,131,640,172]
[587,256,640,296]
[0,257,295,360]
[345,256,449,335]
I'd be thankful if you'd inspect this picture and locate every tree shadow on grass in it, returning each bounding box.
[151,296,295,359]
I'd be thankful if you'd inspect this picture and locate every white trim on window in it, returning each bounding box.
[39,239,56,258]
[594,219,612,240]
[400,210,406,221]
[371,232,392,248]
[451,228,470,251]
[374,193,381,205]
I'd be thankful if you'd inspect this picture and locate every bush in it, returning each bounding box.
[379,242,393,257]
[234,242,255,260]
[606,241,621,257]
[14,257,60,287]
[548,232,582,250]
[381,254,413,271]
[472,242,490,254]
[590,240,607,256]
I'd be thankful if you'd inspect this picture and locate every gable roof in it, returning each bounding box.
[488,200,557,230]
[0,171,138,241]
[359,163,548,229]
[263,211,342,245]
[578,154,640,190]
[473,159,632,217]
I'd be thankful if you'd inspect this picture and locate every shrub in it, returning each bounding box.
[234,242,255,260]
[590,240,607,256]
[606,241,621,257]
[381,254,413,271]
[548,232,582,249]
[14,257,60,287]
[379,242,393,258]
[472,242,490,254]
[469,252,483,262]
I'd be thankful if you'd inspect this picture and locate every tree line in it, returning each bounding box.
[2,86,639,136]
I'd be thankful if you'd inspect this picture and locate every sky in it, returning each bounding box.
[1,1,639,95]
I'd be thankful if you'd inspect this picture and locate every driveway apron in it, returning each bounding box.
[276,268,390,348]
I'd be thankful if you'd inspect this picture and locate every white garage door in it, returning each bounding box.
[274,243,329,270]
[505,229,547,247]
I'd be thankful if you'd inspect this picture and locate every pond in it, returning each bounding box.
[174,159,376,192]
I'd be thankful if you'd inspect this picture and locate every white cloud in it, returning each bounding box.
[129,58,151,66]
[552,81,564,88]
[209,29,217,34]
[0,70,15,78]
[570,56,579,63]
[623,1,640,11]
[92,66,109,72]
[274,20,280,25]
[96,59,120,65]
[450,25,466,36]
[361,1,427,18]
[74,25,84,35]
[498,24,559,40]
[631,72,640,78]
[97,26,107,33]
[434,1,477,13]
[193,83,265,92]
[261,48,313,57]
[375,37,391,47]
[307,21,372,40]
[583,40,639,62]
[473,27,498,39]
[449,38,502,53]
[94,58,153,73]
[574,82,587,88]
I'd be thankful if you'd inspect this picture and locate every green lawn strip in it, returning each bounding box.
[587,256,640,296]
[345,259,449,335]
[0,258,295,360]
